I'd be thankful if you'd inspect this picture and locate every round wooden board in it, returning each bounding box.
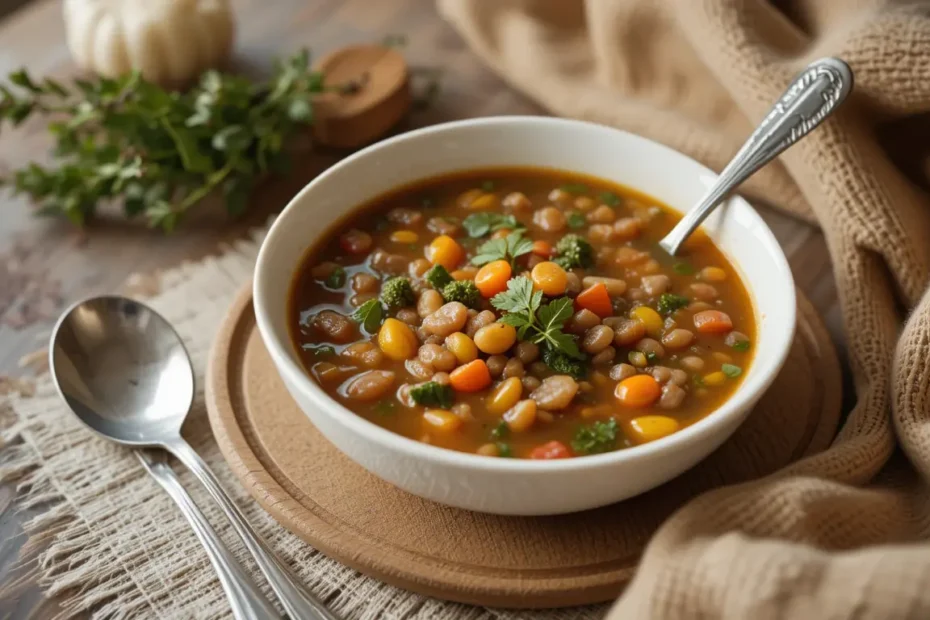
[205,284,842,609]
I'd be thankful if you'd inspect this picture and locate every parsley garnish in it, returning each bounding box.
[496,442,513,457]
[409,381,455,408]
[471,231,534,266]
[656,293,689,315]
[721,363,742,378]
[490,420,509,439]
[307,344,335,358]
[730,340,751,352]
[673,262,694,275]
[567,212,585,229]
[491,277,584,359]
[351,299,384,333]
[462,213,524,238]
[693,374,705,387]
[599,191,620,207]
[644,351,659,364]
[559,183,589,194]
[324,267,346,289]
[571,419,618,454]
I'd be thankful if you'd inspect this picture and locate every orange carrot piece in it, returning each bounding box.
[576,282,613,318]
[532,240,555,258]
[449,359,492,392]
[693,310,733,334]
[615,375,661,407]
[475,260,512,298]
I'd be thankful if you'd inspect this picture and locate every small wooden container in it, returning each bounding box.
[312,45,411,148]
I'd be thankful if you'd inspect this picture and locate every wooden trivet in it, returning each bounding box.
[205,284,841,608]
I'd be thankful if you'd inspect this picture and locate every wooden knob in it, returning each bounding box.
[312,45,411,149]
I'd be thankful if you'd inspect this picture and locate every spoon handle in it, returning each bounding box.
[658,57,853,256]
[163,437,339,620]
[136,450,282,620]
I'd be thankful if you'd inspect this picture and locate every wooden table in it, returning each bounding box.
[0,0,844,617]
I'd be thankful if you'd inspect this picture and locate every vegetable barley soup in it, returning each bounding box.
[289,168,755,459]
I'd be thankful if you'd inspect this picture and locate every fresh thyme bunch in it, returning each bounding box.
[0,50,325,231]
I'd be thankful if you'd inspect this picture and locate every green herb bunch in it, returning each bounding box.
[0,50,325,230]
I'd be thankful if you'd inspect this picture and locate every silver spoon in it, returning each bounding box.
[49,295,337,620]
[135,449,281,620]
[659,57,853,256]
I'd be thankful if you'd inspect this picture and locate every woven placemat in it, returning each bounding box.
[205,282,842,609]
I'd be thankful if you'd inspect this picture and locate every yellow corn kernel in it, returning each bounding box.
[700,266,727,282]
[423,409,463,433]
[468,193,498,210]
[486,377,523,415]
[628,415,680,444]
[631,306,663,337]
[390,230,418,244]
[703,371,727,387]
[628,351,648,367]
[377,318,419,361]
[444,332,478,364]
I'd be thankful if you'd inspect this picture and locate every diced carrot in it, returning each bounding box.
[475,260,512,297]
[532,240,555,258]
[693,310,733,334]
[530,440,573,459]
[576,282,613,318]
[426,235,465,270]
[449,359,492,392]
[615,374,661,407]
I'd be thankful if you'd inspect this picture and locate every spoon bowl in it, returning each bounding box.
[50,295,194,446]
[49,294,336,620]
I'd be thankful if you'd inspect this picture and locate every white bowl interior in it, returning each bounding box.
[252,116,795,513]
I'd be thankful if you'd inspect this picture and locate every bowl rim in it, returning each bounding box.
[254,115,797,473]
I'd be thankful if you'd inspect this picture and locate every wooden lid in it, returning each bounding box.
[205,284,841,608]
[312,45,410,148]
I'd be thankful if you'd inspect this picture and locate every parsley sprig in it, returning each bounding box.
[471,231,533,266]
[0,51,326,230]
[572,419,619,454]
[491,277,584,359]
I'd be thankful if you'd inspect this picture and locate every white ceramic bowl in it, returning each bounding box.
[253,116,795,516]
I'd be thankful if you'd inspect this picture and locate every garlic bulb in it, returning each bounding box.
[63,0,235,87]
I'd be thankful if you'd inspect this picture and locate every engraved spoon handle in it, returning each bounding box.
[659,57,853,256]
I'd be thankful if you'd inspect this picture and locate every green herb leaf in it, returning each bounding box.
[462,213,523,238]
[310,345,335,358]
[673,262,695,275]
[721,363,742,378]
[491,276,540,315]
[352,299,384,333]
[567,212,585,229]
[324,267,347,289]
[571,419,618,454]
[425,264,453,290]
[656,293,690,315]
[693,374,705,387]
[730,340,751,352]
[599,191,620,207]
[471,230,533,266]
[645,351,659,364]
[490,420,509,439]
[496,442,513,457]
[409,381,455,408]
[559,183,588,194]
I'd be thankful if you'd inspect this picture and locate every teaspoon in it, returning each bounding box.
[49,295,337,620]
[658,57,853,255]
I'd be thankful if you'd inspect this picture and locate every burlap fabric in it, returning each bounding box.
[437,0,930,618]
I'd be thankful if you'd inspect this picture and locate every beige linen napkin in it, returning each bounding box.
[438,0,930,618]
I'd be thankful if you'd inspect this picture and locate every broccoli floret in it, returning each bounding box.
[441,280,480,308]
[553,234,594,270]
[542,347,589,379]
[380,276,415,309]
[425,264,453,290]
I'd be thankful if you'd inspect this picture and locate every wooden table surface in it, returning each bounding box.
[0,0,844,617]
